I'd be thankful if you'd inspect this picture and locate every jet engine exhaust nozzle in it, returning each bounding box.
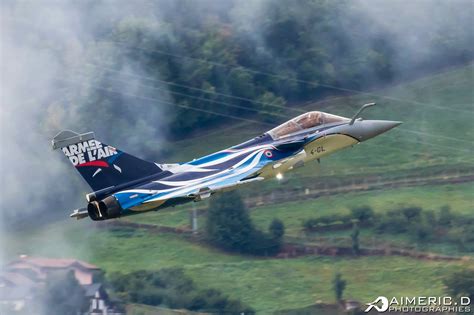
[87,196,123,221]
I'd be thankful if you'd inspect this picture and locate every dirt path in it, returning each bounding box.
[277,242,472,262]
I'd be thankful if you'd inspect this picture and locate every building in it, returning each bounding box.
[0,272,36,312]
[7,256,101,285]
[0,256,124,315]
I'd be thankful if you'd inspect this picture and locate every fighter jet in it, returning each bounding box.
[52,103,401,221]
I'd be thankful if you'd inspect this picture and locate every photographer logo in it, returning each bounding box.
[364,296,471,313]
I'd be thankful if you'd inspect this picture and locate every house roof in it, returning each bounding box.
[0,272,36,287]
[8,257,100,270]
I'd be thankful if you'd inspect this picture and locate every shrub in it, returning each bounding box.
[350,206,375,224]
[438,205,453,226]
[444,268,474,300]
[269,219,285,240]
[402,206,422,220]
[375,210,409,234]
[332,273,347,302]
[408,221,433,242]
[109,269,254,314]
[448,225,474,252]
[423,210,437,227]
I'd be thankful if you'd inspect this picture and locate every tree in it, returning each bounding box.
[443,268,474,301]
[449,225,474,252]
[402,206,422,220]
[259,219,286,255]
[351,222,360,256]
[438,205,453,226]
[205,191,255,253]
[350,206,374,224]
[269,219,285,240]
[256,92,286,123]
[228,69,256,99]
[37,270,88,315]
[205,192,283,255]
[332,272,347,302]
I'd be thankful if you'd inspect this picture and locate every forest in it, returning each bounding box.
[22,0,471,141]
[112,1,469,136]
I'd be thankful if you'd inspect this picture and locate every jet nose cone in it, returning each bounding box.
[369,120,402,136]
[350,120,402,141]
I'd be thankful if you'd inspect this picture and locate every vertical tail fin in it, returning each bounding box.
[52,130,163,191]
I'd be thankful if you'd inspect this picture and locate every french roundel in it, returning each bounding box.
[264,150,273,158]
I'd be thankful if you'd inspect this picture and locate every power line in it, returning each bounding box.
[75,68,473,154]
[84,63,306,114]
[5,16,473,115]
[394,128,473,146]
[8,5,459,158]
[56,77,274,127]
[56,77,474,178]
[2,16,301,117]
[101,39,474,114]
[82,63,474,149]
[382,134,472,154]
[61,72,473,157]
[75,69,290,119]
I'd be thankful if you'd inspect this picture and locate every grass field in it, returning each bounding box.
[186,256,465,313]
[3,222,248,272]
[3,65,473,313]
[249,183,474,235]
[4,221,469,313]
[123,182,474,234]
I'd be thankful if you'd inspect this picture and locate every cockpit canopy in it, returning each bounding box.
[268,111,349,139]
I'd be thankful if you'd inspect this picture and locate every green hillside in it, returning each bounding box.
[4,217,473,313]
[3,220,470,313]
[166,64,473,173]
[4,65,473,313]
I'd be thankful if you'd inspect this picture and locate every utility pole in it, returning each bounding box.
[192,202,198,234]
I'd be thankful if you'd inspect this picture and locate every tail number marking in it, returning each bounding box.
[310,146,325,155]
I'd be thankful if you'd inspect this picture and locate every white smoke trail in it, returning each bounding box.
[0,1,171,263]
